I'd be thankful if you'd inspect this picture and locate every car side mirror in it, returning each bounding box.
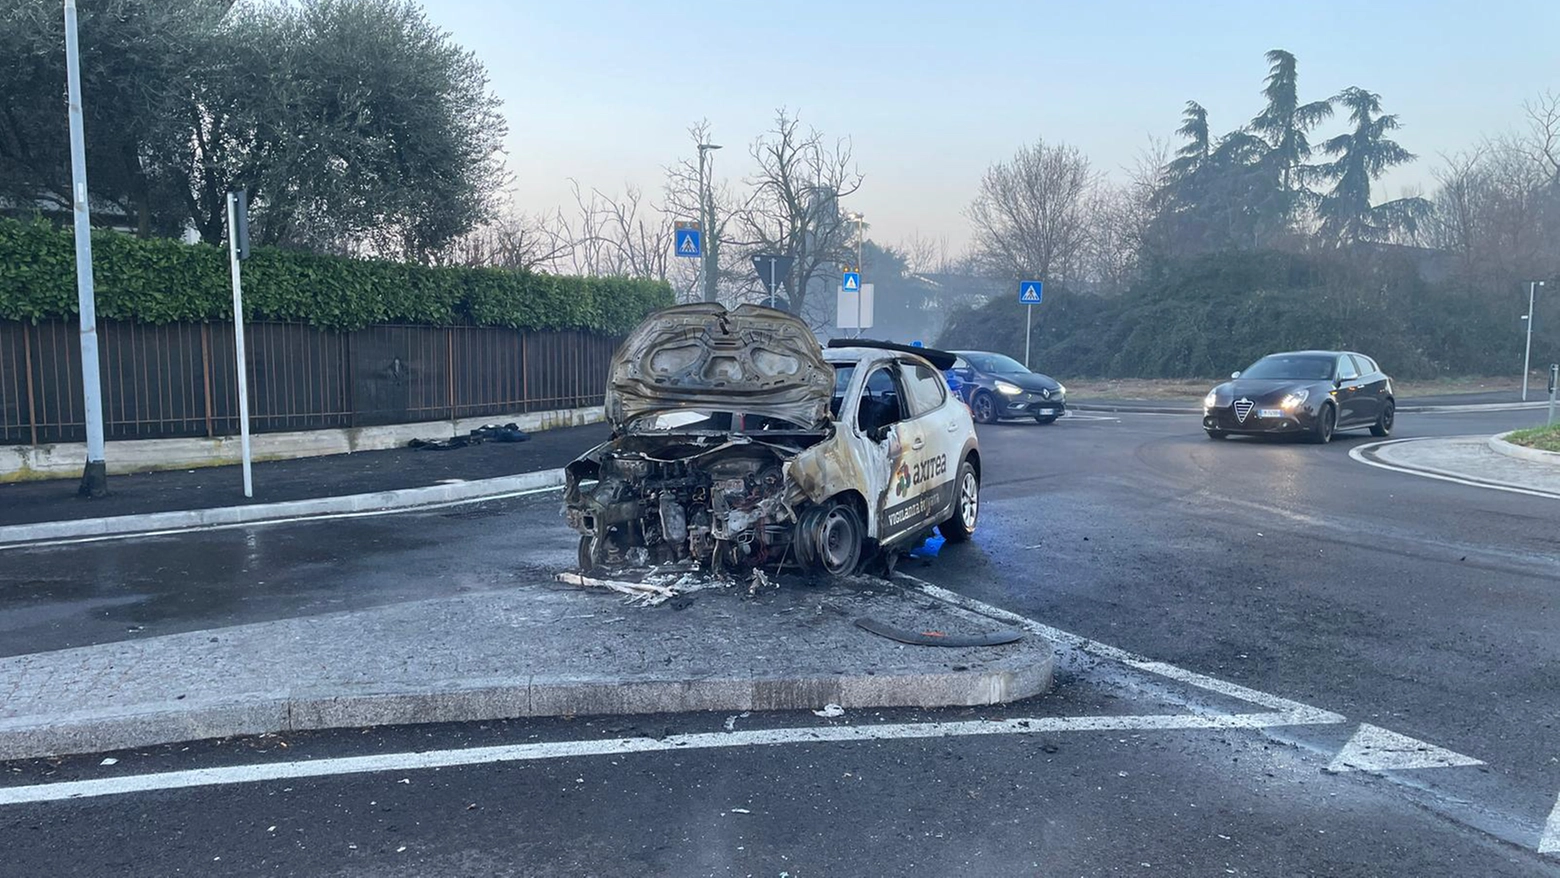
[1230,371,1241,379]
[868,424,891,443]
[1332,377,1343,388]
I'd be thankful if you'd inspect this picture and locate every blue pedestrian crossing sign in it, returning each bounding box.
[675,227,702,258]
[842,271,861,292]
[1018,280,1043,304]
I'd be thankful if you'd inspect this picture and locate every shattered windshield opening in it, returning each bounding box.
[627,409,815,434]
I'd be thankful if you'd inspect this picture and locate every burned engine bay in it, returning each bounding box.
[564,428,823,573]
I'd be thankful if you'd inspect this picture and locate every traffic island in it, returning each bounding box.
[1352,435,1560,498]
[0,577,1053,760]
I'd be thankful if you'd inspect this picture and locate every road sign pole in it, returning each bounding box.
[1549,363,1558,426]
[1024,307,1032,370]
[227,193,253,499]
[65,0,107,497]
[769,259,777,309]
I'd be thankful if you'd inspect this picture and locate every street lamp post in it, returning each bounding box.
[1524,280,1545,401]
[697,142,721,303]
[64,0,108,497]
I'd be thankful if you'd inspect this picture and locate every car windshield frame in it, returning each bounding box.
[1239,355,1336,381]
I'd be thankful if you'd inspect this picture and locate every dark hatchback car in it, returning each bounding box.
[949,351,1067,424]
[1202,350,1394,443]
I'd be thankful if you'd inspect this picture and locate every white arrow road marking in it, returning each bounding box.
[1326,723,1484,773]
[0,710,1338,807]
[1540,792,1560,854]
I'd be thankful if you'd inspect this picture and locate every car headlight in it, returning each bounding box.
[995,380,1023,396]
[1280,389,1309,410]
[1203,390,1218,408]
[1056,383,1067,396]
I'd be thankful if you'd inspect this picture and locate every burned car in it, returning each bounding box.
[563,303,981,577]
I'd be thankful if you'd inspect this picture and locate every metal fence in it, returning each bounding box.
[0,320,619,445]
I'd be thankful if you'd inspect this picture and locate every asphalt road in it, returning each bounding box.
[2,406,1557,876]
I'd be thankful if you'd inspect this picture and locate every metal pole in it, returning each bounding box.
[697,148,706,305]
[227,193,253,498]
[1549,364,1557,426]
[768,259,776,309]
[854,214,863,338]
[1024,305,1032,370]
[1523,281,1537,401]
[64,0,107,497]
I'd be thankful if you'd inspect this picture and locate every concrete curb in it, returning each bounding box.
[1489,432,1560,466]
[0,468,565,548]
[0,655,1054,761]
[1350,438,1560,501]
[1070,403,1197,415]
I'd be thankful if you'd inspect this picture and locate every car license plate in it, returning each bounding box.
[1037,407,1056,415]
[1258,408,1283,419]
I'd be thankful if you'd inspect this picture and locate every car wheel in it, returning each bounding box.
[970,391,997,424]
[938,460,980,543]
[577,534,597,572]
[809,500,863,576]
[1309,404,1336,444]
[1370,400,1395,437]
[1205,430,1227,440]
[1033,415,1058,425]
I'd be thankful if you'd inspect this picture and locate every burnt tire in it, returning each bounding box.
[801,500,863,577]
[577,534,597,572]
[970,391,998,424]
[938,460,980,543]
[1371,400,1395,437]
[1309,404,1336,444]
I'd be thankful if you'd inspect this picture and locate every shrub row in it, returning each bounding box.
[0,217,673,333]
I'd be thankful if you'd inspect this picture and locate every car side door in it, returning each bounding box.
[855,364,927,547]
[1333,355,1365,425]
[897,358,962,529]
[1349,354,1383,423]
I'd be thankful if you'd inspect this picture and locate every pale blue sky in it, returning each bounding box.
[423,0,1559,250]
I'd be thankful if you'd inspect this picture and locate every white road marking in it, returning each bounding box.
[898,573,1343,720]
[1326,723,1484,773]
[1349,439,1560,501]
[1540,792,1560,854]
[0,485,565,552]
[1060,413,1120,422]
[0,710,1336,807]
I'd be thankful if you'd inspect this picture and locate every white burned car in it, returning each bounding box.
[563,303,981,577]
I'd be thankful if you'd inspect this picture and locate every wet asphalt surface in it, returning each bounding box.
[1,407,1557,876]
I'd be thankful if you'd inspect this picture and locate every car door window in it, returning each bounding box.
[1337,356,1359,382]
[857,366,905,433]
[900,361,948,418]
[1351,355,1375,377]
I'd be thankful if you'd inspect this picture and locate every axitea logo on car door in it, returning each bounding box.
[894,453,948,499]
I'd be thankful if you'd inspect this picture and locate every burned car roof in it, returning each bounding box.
[605,303,835,429]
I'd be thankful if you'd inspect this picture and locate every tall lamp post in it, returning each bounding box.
[697,142,721,303]
[64,0,108,497]
[1524,280,1546,401]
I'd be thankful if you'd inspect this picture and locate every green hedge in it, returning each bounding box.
[0,217,673,333]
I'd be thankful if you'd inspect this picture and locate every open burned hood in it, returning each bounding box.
[606,303,834,429]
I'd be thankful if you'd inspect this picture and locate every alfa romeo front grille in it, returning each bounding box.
[1234,398,1254,423]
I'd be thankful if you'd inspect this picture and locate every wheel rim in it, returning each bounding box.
[974,395,992,422]
[959,471,979,529]
[819,508,857,573]
[1322,407,1335,440]
[1382,403,1394,431]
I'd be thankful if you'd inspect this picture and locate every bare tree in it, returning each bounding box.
[728,109,863,316]
[664,121,742,303]
[966,139,1095,285]
[444,209,572,272]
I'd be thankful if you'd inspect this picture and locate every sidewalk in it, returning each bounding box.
[0,422,609,529]
[1354,435,1560,499]
[0,576,1054,760]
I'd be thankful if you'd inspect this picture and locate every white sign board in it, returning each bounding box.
[836,282,874,330]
